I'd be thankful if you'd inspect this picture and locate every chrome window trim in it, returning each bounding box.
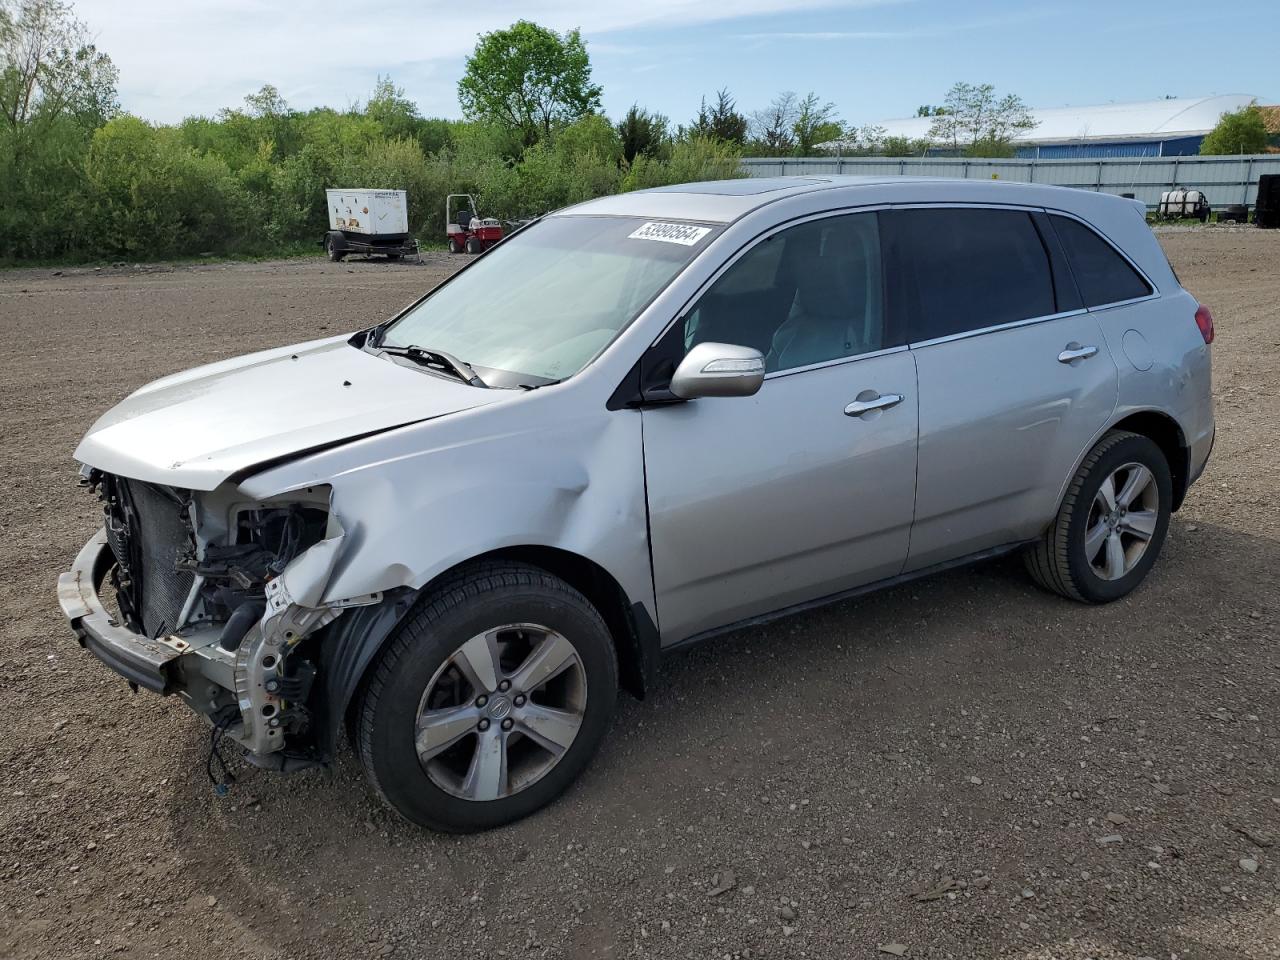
[654,200,1160,365]
[908,308,1089,350]
[1083,292,1161,313]
[762,343,909,381]
[1041,207,1161,307]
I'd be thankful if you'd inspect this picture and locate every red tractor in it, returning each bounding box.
[446,193,503,254]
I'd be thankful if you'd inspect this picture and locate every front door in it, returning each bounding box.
[641,211,920,643]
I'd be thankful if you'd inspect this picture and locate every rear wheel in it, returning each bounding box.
[357,562,618,832]
[1025,430,1172,603]
[448,237,463,254]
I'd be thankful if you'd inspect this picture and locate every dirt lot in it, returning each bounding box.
[1,231,1277,960]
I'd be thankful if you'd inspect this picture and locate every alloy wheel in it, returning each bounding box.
[1084,461,1160,581]
[414,624,587,801]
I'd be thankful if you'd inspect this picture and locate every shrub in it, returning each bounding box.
[84,116,250,257]
[3,106,744,262]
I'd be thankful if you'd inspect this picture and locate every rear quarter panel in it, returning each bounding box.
[1047,200,1214,491]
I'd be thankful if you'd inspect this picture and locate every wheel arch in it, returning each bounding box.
[1107,409,1190,511]
[326,544,659,762]
[475,545,659,703]
[1047,408,1191,545]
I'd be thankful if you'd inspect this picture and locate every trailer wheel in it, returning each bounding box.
[326,234,346,262]
[465,236,483,255]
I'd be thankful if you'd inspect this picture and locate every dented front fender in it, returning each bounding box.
[236,391,654,621]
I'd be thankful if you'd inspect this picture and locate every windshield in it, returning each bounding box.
[382,215,719,386]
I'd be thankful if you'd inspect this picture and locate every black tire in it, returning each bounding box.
[1024,430,1173,603]
[325,233,345,262]
[386,253,402,261]
[465,236,483,254]
[357,561,618,832]
[448,237,463,254]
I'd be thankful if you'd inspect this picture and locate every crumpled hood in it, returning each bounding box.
[75,335,500,491]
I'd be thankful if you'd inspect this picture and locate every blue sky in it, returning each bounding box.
[77,0,1275,127]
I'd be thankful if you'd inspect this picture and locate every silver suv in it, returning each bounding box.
[59,177,1215,831]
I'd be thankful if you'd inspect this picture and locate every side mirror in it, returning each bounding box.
[669,342,766,400]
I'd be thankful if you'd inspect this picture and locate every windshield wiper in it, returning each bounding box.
[378,344,488,388]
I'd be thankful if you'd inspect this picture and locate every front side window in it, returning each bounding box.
[384,216,718,386]
[1050,214,1153,307]
[683,212,886,374]
[889,208,1057,343]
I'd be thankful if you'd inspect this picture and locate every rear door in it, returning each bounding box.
[885,205,1121,571]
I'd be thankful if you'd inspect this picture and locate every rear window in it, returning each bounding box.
[1050,215,1153,307]
[889,208,1056,343]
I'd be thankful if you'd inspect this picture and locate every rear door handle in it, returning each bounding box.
[1057,344,1099,364]
[844,393,904,417]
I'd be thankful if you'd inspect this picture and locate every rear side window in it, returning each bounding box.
[888,208,1056,343]
[1050,215,1152,307]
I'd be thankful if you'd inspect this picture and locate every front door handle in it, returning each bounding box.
[844,393,904,417]
[1058,344,1099,364]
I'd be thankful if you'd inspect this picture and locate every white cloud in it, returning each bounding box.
[737,30,907,39]
[73,0,905,121]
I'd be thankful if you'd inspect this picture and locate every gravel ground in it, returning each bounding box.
[1,233,1277,960]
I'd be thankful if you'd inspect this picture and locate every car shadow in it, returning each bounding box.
[162,518,1279,958]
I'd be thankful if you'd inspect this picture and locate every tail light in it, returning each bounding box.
[1194,303,1215,345]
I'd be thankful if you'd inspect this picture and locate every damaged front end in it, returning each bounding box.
[58,470,379,770]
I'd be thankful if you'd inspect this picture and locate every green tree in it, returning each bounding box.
[793,92,840,154]
[0,0,118,258]
[880,134,928,157]
[0,0,117,150]
[616,104,668,163]
[622,136,744,192]
[84,115,249,257]
[555,112,621,163]
[928,82,1036,156]
[688,88,747,145]
[365,76,417,139]
[1200,103,1268,155]
[457,20,601,149]
[242,83,287,120]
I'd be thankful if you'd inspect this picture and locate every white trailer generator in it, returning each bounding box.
[322,189,419,261]
[1156,188,1210,223]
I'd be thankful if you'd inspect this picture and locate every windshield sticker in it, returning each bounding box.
[628,222,712,246]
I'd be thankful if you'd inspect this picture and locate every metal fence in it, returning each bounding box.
[741,155,1280,210]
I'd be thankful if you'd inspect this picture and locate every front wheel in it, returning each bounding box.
[357,562,618,832]
[1025,430,1172,603]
